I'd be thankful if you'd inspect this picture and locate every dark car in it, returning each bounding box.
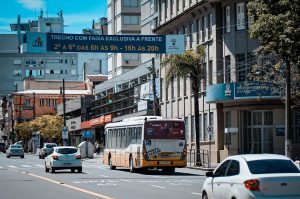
[0,143,6,153]
[39,143,57,159]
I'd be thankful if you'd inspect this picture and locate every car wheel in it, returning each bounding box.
[109,157,116,170]
[21,155,24,158]
[50,167,55,173]
[162,167,175,174]
[45,165,49,173]
[6,155,10,158]
[39,155,41,159]
[202,192,208,199]
[77,167,82,173]
[71,168,75,173]
[129,157,135,173]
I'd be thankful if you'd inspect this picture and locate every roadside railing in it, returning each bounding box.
[187,149,209,168]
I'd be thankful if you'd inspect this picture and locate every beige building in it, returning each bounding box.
[154,0,300,166]
[107,0,141,79]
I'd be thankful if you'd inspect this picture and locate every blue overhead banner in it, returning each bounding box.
[27,32,184,54]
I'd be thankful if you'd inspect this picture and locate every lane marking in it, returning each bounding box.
[99,174,108,178]
[21,165,32,168]
[150,185,166,189]
[191,192,202,196]
[7,165,18,168]
[35,164,44,167]
[24,173,115,199]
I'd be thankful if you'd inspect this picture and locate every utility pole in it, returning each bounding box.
[63,79,66,126]
[149,58,160,116]
[285,60,291,158]
[33,92,35,119]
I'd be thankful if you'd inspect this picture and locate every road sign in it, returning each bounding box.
[207,126,213,134]
[62,126,68,139]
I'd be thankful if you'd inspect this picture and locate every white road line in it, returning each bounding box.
[21,165,32,168]
[139,180,159,183]
[0,166,3,169]
[35,164,44,167]
[99,174,108,178]
[150,185,166,189]
[191,192,202,196]
[120,179,132,182]
[7,165,18,168]
[151,176,164,178]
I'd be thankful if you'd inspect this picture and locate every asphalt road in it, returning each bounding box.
[0,153,207,199]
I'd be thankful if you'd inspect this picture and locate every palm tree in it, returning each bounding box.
[161,45,206,166]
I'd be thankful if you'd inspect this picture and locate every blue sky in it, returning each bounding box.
[0,0,107,34]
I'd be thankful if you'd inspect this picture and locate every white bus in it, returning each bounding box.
[103,116,186,173]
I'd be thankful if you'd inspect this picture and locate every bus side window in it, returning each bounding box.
[118,129,122,149]
[131,127,137,144]
[122,128,126,148]
[112,129,117,148]
[106,129,110,149]
[126,128,131,147]
[137,127,142,143]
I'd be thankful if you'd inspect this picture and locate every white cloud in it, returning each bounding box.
[17,0,45,10]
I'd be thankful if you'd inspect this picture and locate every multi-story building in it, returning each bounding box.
[154,0,300,165]
[107,0,141,79]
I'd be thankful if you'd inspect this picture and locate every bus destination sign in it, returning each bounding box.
[27,32,184,54]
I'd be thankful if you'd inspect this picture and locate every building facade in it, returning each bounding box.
[154,0,300,165]
[107,0,141,79]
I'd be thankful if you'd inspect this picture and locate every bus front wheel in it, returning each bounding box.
[109,156,116,170]
[129,157,135,173]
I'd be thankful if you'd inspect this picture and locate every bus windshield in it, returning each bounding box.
[144,121,184,139]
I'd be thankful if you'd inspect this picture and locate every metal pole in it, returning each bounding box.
[208,102,211,168]
[151,58,159,116]
[63,79,66,145]
[33,92,35,119]
[285,60,291,158]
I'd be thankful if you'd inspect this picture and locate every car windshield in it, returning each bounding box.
[11,145,23,149]
[45,144,57,148]
[56,148,77,154]
[247,159,300,174]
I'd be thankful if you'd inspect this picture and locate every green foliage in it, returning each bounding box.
[161,45,206,87]
[248,0,300,66]
[15,115,64,142]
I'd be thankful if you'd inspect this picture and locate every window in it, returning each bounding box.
[37,70,44,76]
[197,19,201,44]
[208,60,213,85]
[50,70,54,74]
[236,53,246,82]
[264,111,273,125]
[150,0,157,13]
[123,16,140,25]
[13,70,22,76]
[236,3,245,30]
[24,99,30,106]
[177,77,181,97]
[53,99,58,107]
[123,0,138,7]
[208,13,212,40]
[72,59,77,65]
[165,0,168,18]
[46,99,51,107]
[71,70,76,75]
[202,16,207,42]
[210,112,214,140]
[171,0,174,15]
[60,70,64,74]
[183,77,187,96]
[40,99,44,107]
[203,62,207,91]
[225,6,231,33]
[214,160,230,177]
[225,55,231,83]
[184,117,189,141]
[204,113,208,141]
[292,111,300,143]
[227,160,240,176]
[183,26,188,49]
[171,78,175,99]
[191,115,195,142]
[199,113,202,141]
[189,23,193,48]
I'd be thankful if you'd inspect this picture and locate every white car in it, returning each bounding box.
[201,154,300,199]
[45,146,82,173]
[6,144,24,158]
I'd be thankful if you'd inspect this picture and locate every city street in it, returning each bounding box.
[0,153,206,199]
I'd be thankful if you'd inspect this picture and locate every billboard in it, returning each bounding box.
[27,32,184,54]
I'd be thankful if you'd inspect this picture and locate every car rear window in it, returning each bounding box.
[45,144,57,148]
[247,159,300,174]
[56,148,77,154]
[11,145,23,149]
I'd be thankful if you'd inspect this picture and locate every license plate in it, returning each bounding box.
[64,163,71,165]
[160,161,170,165]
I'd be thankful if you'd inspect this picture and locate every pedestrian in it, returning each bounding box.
[95,140,100,154]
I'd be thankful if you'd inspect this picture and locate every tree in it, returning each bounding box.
[248,0,300,157]
[15,115,63,144]
[161,45,206,166]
